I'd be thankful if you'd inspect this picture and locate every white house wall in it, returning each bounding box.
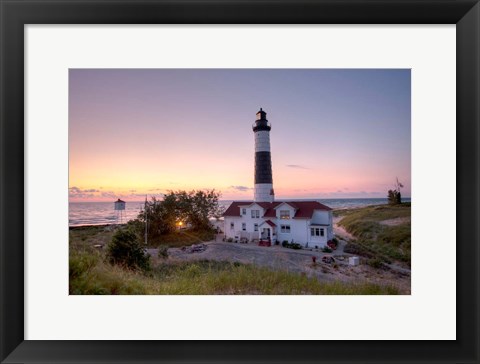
[276,218,308,244]
[311,210,334,240]
[224,207,334,247]
[275,203,296,220]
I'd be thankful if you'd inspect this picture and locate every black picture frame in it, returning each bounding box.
[1,0,479,363]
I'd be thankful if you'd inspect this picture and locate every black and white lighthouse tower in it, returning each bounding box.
[253,108,274,203]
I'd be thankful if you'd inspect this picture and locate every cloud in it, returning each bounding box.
[286,164,309,169]
[100,191,116,198]
[69,186,101,199]
[230,185,252,192]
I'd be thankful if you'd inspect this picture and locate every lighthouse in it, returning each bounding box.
[253,108,274,202]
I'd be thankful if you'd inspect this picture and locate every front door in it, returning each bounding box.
[262,228,271,240]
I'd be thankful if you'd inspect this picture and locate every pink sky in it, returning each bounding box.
[69,69,411,202]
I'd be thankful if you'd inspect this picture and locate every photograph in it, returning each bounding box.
[69,68,411,295]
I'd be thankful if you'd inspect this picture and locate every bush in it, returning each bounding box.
[106,228,150,271]
[322,246,333,253]
[157,245,168,259]
[281,241,302,250]
[344,243,374,258]
[227,238,233,242]
[69,251,98,280]
[367,257,384,269]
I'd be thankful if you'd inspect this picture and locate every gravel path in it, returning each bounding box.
[145,229,410,293]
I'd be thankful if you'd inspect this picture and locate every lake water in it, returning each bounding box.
[69,197,410,227]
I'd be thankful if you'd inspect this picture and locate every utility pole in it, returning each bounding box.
[144,195,148,246]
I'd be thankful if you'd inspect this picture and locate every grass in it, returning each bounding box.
[69,225,214,249]
[336,204,411,265]
[146,229,214,248]
[70,252,400,295]
[69,224,400,295]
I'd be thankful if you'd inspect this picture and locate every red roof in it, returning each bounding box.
[264,220,277,227]
[223,201,253,217]
[223,200,332,218]
[290,201,332,218]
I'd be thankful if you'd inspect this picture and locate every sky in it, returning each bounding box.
[69,69,411,202]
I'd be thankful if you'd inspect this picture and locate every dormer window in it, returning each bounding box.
[242,208,246,215]
[280,210,290,219]
[251,209,260,218]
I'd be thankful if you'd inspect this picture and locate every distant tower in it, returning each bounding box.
[114,199,126,224]
[253,108,274,202]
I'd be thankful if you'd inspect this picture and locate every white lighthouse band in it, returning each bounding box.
[254,130,271,152]
[253,108,274,203]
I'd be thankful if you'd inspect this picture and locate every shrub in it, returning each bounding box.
[344,243,374,258]
[106,228,150,271]
[367,257,384,269]
[227,238,233,242]
[322,246,333,253]
[69,251,98,280]
[157,245,168,259]
[281,241,302,250]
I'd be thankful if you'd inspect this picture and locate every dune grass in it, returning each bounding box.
[336,204,411,265]
[69,223,401,295]
[69,224,214,249]
[146,229,215,248]
[70,251,399,295]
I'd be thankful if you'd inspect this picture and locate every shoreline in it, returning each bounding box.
[69,203,411,229]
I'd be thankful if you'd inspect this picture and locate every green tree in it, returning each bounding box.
[387,189,396,205]
[132,189,221,242]
[106,227,150,271]
[164,189,221,231]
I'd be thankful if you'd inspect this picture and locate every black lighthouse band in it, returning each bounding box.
[255,151,273,184]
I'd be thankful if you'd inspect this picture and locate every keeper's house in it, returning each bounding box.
[223,200,333,248]
[223,108,334,248]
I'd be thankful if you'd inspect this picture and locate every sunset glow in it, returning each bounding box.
[69,69,411,202]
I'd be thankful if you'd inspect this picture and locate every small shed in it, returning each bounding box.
[114,199,126,210]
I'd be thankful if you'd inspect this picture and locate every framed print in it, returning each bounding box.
[1,0,479,363]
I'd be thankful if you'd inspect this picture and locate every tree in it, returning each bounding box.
[106,227,150,271]
[387,189,396,205]
[164,189,221,231]
[387,178,404,205]
[132,189,222,242]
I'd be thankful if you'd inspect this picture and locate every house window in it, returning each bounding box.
[281,224,291,233]
[280,210,290,219]
[310,227,325,237]
[242,208,246,215]
[230,222,234,230]
[251,209,260,218]
[242,223,246,231]
[254,223,258,232]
